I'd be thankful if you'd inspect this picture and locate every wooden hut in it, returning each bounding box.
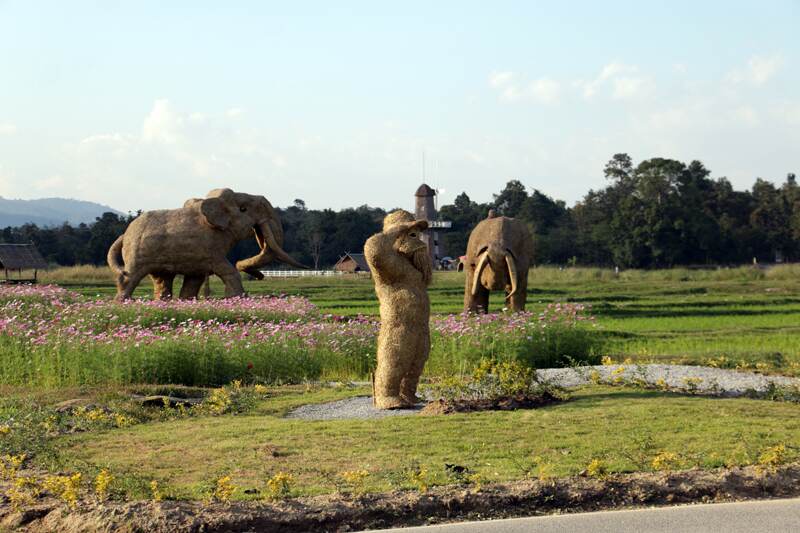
[333,252,370,274]
[0,244,48,283]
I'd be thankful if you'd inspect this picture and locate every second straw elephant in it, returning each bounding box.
[463,215,534,313]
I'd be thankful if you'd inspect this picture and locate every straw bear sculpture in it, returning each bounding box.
[364,210,433,409]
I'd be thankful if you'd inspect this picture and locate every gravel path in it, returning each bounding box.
[286,396,424,420]
[538,364,800,395]
[285,364,800,421]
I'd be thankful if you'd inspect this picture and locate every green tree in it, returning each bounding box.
[493,180,528,217]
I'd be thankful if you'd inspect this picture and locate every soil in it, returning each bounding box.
[420,391,563,415]
[4,463,800,532]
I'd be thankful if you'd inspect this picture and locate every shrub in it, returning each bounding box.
[425,357,566,405]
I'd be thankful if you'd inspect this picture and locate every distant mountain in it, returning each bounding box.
[0,197,125,228]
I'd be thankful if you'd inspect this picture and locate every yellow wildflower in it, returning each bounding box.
[408,467,430,493]
[265,472,294,500]
[758,444,786,473]
[586,458,608,479]
[150,480,163,502]
[94,469,114,500]
[340,470,369,495]
[214,475,236,502]
[651,451,678,471]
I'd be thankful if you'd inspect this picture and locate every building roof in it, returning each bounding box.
[333,252,370,272]
[415,183,436,197]
[0,244,48,270]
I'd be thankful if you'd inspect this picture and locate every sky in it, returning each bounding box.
[0,1,798,214]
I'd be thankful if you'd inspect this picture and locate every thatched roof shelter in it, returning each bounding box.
[0,243,47,282]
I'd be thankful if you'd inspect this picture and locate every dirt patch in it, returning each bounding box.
[421,391,563,415]
[5,463,800,532]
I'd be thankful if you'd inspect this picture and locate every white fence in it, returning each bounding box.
[258,270,369,278]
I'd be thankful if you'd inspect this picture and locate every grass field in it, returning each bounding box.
[32,384,800,500]
[43,265,800,373]
[0,265,798,509]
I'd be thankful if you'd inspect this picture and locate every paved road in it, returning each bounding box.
[363,498,800,532]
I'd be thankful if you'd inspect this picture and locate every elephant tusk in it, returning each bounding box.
[505,253,518,298]
[471,251,490,296]
[255,220,309,270]
[253,224,267,252]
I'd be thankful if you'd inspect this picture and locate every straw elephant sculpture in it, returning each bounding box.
[364,210,432,409]
[463,214,534,313]
[107,188,305,300]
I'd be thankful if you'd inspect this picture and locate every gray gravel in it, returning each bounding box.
[286,396,424,420]
[538,364,800,395]
[285,364,800,421]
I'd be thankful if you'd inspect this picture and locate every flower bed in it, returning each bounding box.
[0,285,602,387]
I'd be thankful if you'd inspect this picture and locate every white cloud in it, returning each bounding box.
[612,77,647,100]
[727,55,784,86]
[226,107,245,118]
[34,174,65,191]
[730,106,759,126]
[577,62,650,101]
[649,107,691,129]
[142,99,184,144]
[579,62,633,99]
[59,99,294,209]
[0,123,16,136]
[489,72,560,104]
[672,63,687,74]
[489,71,514,88]
[489,71,523,101]
[770,101,800,125]
[494,62,651,103]
[529,78,561,104]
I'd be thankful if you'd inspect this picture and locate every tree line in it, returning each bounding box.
[2,153,798,268]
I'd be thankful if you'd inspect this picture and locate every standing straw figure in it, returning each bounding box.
[364,210,432,409]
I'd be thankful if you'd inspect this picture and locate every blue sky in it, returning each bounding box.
[0,1,798,213]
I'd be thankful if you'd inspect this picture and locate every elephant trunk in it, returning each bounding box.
[505,253,518,298]
[235,220,308,275]
[470,250,490,296]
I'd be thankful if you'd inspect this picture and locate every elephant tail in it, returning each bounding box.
[107,235,127,282]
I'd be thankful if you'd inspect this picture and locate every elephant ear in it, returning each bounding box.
[199,197,231,230]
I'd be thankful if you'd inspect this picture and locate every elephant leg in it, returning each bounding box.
[469,286,490,314]
[211,261,245,298]
[400,330,430,404]
[151,272,175,300]
[118,269,147,301]
[179,274,206,299]
[464,267,490,314]
[463,268,475,313]
[507,276,528,312]
[374,326,417,409]
[201,275,211,299]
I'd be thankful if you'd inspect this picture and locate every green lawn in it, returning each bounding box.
[52,384,800,500]
[51,268,800,372]
[5,266,800,505]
